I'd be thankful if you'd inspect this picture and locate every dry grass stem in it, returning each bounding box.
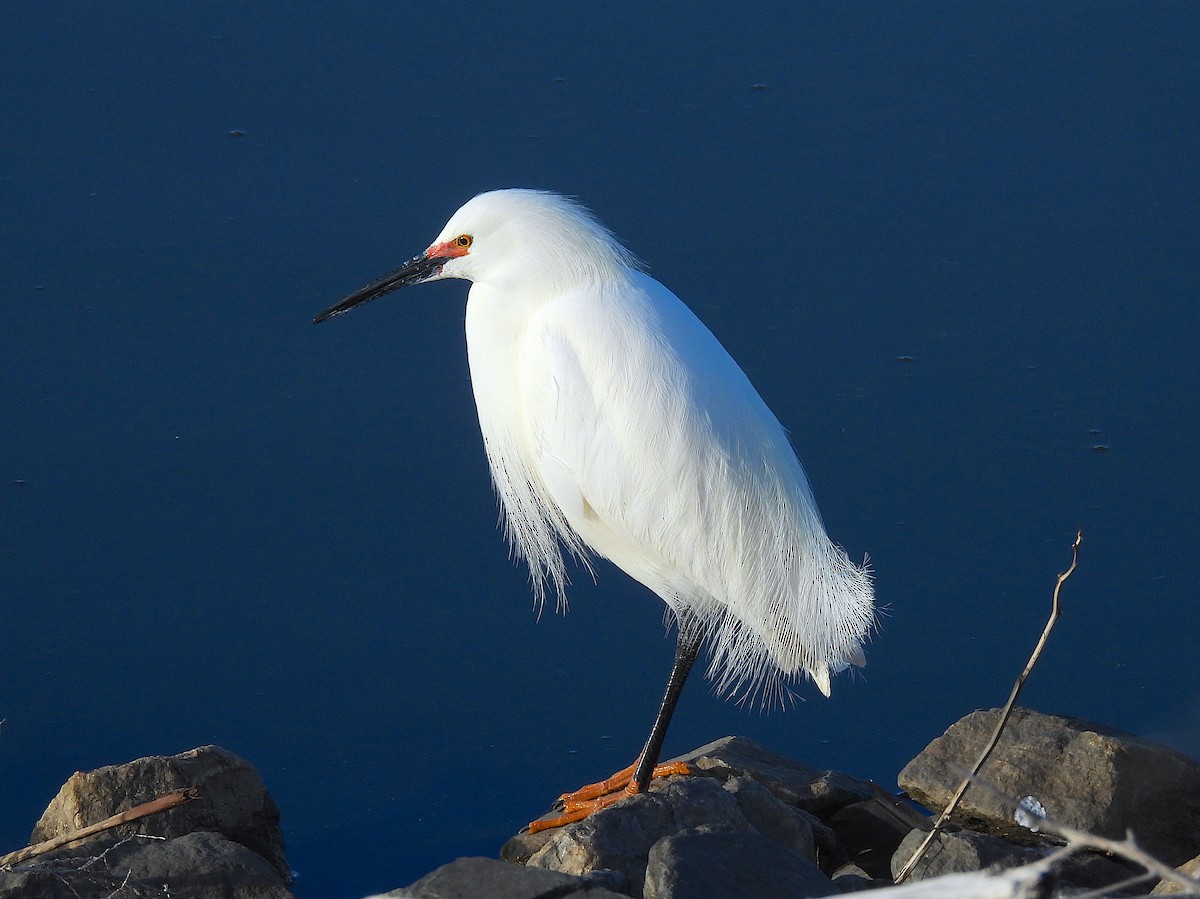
[0,786,199,869]
[894,531,1082,883]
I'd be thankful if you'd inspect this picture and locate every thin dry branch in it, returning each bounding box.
[0,786,199,869]
[101,866,134,899]
[1043,821,1200,896]
[18,832,166,877]
[894,531,1082,884]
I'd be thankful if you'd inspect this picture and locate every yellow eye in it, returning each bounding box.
[455,234,473,249]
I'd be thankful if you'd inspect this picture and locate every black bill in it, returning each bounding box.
[313,252,446,324]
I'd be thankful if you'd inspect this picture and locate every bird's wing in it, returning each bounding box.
[519,279,749,601]
[519,275,873,704]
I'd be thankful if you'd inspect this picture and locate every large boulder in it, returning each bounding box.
[1,833,294,899]
[899,708,1200,866]
[30,745,287,879]
[501,736,880,897]
[1151,851,1200,895]
[3,746,291,899]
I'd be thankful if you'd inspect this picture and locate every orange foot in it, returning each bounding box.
[527,760,691,834]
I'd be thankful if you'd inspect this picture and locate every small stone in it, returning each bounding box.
[829,862,882,892]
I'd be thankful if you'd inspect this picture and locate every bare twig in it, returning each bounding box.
[894,531,1082,883]
[29,833,165,874]
[7,831,168,899]
[1069,872,1159,899]
[100,865,133,899]
[1044,822,1200,896]
[0,786,199,869]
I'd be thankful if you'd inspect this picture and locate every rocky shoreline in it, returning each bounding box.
[2,707,1199,898]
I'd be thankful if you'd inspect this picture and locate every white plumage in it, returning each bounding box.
[326,188,874,705]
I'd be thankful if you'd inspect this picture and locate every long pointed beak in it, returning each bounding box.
[313,252,447,324]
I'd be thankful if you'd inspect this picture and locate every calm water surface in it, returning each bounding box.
[3,5,1197,897]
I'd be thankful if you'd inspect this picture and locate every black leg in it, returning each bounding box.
[630,625,702,792]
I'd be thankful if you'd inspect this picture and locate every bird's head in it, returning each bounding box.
[314,189,637,323]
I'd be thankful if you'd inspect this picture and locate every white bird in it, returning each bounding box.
[314,189,874,830]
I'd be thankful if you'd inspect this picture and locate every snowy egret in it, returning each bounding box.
[314,189,873,831]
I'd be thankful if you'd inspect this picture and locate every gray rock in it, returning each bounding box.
[675,736,876,815]
[657,775,752,833]
[523,785,696,896]
[723,775,818,862]
[30,745,288,880]
[898,707,1200,866]
[113,830,292,898]
[507,736,870,870]
[890,827,1041,882]
[643,829,835,899]
[415,722,1200,896]
[3,745,293,898]
[1150,851,1200,894]
[889,825,1138,892]
[1054,851,1144,892]
[828,798,920,880]
[523,773,822,896]
[0,832,292,899]
[0,861,126,899]
[509,738,873,896]
[391,856,629,898]
[828,862,882,892]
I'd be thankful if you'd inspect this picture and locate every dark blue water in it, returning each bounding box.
[3,5,1197,896]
